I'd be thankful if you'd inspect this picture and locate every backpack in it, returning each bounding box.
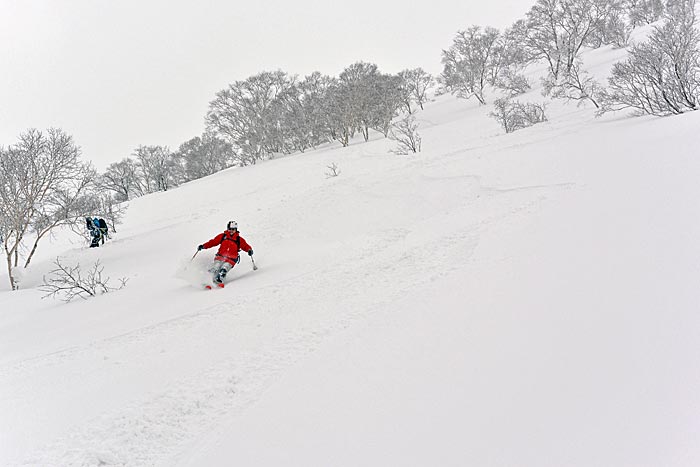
[98,218,108,232]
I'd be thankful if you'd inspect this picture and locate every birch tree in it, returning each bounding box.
[0,129,94,290]
[206,71,294,165]
[441,26,502,104]
[600,0,700,116]
[398,68,435,113]
[134,145,183,193]
[524,0,620,79]
[100,157,145,201]
[177,134,234,181]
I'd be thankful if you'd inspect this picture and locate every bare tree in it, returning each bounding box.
[490,98,548,133]
[297,72,337,148]
[543,61,604,108]
[626,0,665,27]
[495,68,532,97]
[100,157,145,201]
[134,145,183,193]
[40,258,128,302]
[206,70,294,165]
[524,0,621,79]
[370,73,404,137]
[441,26,502,104]
[177,134,235,181]
[389,115,422,154]
[338,62,402,141]
[324,79,354,147]
[398,68,435,113]
[0,128,94,290]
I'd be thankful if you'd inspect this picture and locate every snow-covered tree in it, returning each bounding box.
[297,72,337,147]
[524,0,621,79]
[397,68,435,113]
[177,134,235,180]
[335,62,402,141]
[134,145,183,193]
[589,1,633,48]
[490,98,548,133]
[441,26,502,104]
[389,115,422,154]
[600,0,700,116]
[370,73,404,137]
[626,0,665,27]
[543,61,604,108]
[338,62,379,141]
[206,71,294,165]
[323,78,354,147]
[100,157,145,201]
[495,68,532,97]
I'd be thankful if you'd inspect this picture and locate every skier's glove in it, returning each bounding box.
[248,249,254,256]
[197,245,204,251]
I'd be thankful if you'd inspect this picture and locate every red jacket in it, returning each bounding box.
[202,231,252,265]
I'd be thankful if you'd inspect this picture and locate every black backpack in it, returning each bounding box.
[98,218,108,232]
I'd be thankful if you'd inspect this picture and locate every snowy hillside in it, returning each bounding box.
[2,45,700,466]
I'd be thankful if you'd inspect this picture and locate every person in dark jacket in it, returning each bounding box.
[198,220,253,287]
[86,217,100,248]
[97,218,108,244]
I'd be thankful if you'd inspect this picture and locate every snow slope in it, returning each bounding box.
[2,47,700,466]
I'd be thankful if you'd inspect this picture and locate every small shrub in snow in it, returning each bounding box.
[325,163,341,178]
[389,116,422,154]
[490,98,548,133]
[40,258,128,302]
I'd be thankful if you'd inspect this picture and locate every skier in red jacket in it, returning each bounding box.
[198,220,253,287]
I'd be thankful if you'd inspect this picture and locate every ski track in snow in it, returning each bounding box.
[1,181,570,466]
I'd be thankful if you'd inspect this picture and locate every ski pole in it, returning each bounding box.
[191,250,200,261]
[250,255,258,270]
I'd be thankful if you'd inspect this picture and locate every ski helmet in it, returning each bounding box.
[227,220,238,231]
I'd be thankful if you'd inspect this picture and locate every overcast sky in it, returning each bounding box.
[0,0,532,170]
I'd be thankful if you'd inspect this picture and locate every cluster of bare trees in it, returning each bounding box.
[440,0,669,104]
[600,0,700,115]
[441,0,699,127]
[99,135,235,202]
[97,61,431,198]
[205,64,433,165]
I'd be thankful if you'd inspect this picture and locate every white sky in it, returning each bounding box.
[0,0,531,170]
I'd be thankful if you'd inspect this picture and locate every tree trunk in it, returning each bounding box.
[24,232,45,268]
[5,253,16,290]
